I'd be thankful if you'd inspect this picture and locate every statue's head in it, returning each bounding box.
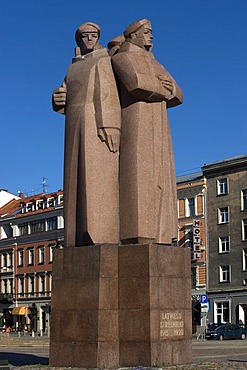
[124,19,153,51]
[107,35,125,56]
[75,22,100,54]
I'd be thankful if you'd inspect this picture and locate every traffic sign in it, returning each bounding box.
[201,302,209,313]
[200,294,208,304]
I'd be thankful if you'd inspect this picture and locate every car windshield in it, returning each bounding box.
[208,323,225,331]
[208,323,220,331]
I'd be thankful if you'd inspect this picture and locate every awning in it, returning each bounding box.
[11,306,31,315]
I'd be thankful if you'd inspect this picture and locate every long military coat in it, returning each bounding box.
[112,42,183,244]
[55,48,121,246]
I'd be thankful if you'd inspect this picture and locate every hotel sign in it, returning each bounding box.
[193,219,201,260]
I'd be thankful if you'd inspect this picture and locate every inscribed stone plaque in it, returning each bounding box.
[160,310,185,339]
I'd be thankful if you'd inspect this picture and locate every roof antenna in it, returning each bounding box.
[42,177,48,193]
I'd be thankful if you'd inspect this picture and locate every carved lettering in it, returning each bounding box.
[160,311,185,339]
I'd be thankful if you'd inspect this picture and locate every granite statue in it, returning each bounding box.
[52,22,121,247]
[112,18,183,245]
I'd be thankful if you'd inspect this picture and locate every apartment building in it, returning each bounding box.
[177,172,207,329]
[202,155,247,325]
[0,190,64,334]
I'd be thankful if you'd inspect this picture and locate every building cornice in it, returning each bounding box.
[202,155,247,178]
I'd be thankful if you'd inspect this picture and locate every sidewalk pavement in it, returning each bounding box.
[0,333,49,347]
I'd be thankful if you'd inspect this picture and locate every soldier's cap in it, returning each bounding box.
[75,22,101,44]
[107,35,124,49]
[124,19,151,38]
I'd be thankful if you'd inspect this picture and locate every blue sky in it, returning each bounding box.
[1,0,247,196]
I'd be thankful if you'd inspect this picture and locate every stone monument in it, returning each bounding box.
[111,19,183,245]
[50,19,192,369]
[52,22,121,248]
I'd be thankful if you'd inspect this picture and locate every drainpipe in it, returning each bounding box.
[203,183,210,318]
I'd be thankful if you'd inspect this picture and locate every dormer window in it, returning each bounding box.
[36,200,44,210]
[26,203,32,212]
[58,195,64,205]
[47,198,55,207]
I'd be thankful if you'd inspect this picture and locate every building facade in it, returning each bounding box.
[0,191,64,334]
[177,172,207,330]
[2,155,246,333]
[202,155,247,325]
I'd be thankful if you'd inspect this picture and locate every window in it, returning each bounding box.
[9,279,13,294]
[47,273,52,293]
[47,198,55,207]
[18,276,24,296]
[2,253,7,268]
[241,190,247,211]
[38,246,45,264]
[242,219,247,241]
[28,275,35,296]
[26,203,32,212]
[49,244,56,262]
[219,236,230,253]
[218,207,229,224]
[184,228,193,248]
[243,249,247,271]
[219,265,231,283]
[8,252,13,268]
[191,267,197,288]
[217,178,228,195]
[39,275,45,295]
[36,200,44,210]
[47,217,57,231]
[58,194,63,205]
[0,252,12,271]
[19,222,28,236]
[18,249,24,267]
[185,197,196,217]
[215,301,230,324]
[30,220,45,234]
[3,280,7,294]
[28,248,34,265]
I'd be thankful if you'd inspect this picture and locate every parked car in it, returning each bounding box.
[205,323,247,340]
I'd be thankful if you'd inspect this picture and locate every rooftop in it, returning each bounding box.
[203,154,247,168]
[202,154,247,175]
[0,190,63,219]
[177,171,203,184]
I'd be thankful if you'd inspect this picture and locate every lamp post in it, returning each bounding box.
[29,303,37,337]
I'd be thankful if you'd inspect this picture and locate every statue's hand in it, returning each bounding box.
[97,128,120,153]
[53,86,67,106]
[157,75,175,96]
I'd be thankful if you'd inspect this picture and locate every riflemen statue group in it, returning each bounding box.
[52,19,183,248]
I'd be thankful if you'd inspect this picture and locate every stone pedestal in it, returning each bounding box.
[50,244,192,368]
